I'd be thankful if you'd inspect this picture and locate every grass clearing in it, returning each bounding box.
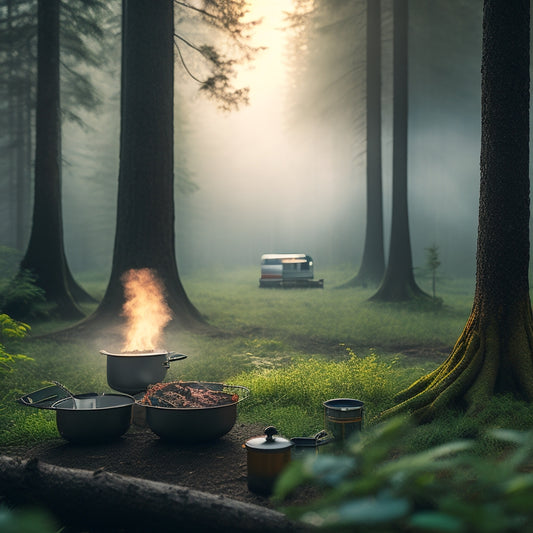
[2,266,530,453]
[234,350,417,436]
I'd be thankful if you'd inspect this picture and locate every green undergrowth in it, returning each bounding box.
[229,353,533,456]
[233,348,421,437]
[398,393,533,456]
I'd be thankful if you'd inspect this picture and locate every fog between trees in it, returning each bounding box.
[1,1,499,283]
[175,0,484,280]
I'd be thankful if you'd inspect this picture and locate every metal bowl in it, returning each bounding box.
[139,383,249,443]
[52,394,135,444]
[17,385,135,444]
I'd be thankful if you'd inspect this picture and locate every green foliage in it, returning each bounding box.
[233,348,415,437]
[426,244,441,273]
[416,244,442,300]
[0,314,32,374]
[0,270,46,319]
[399,393,533,456]
[0,504,58,533]
[275,417,533,533]
[0,407,58,446]
[0,314,30,340]
[175,0,261,111]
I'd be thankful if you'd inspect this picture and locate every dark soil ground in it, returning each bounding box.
[0,421,284,509]
[0,415,321,518]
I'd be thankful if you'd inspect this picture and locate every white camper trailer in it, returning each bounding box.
[259,254,324,288]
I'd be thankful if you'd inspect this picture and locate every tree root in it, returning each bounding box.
[381,299,533,423]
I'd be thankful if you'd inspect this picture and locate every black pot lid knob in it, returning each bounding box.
[264,426,278,442]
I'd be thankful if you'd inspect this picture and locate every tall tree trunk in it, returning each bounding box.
[19,0,89,319]
[341,0,385,288]
[370,0,427,302]
[7,0,17,249]
[15,87,28,251]
[18,45,35,253]
[383,0,531,422]
[89,0,204,328]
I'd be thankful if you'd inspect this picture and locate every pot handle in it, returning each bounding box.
[163,353,187,368]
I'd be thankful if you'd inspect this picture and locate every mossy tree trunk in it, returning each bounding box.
[383,0,531,422]
[341,0,385,288]
[369,0,428,301]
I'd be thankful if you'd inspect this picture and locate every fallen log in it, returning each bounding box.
[0,455,311,533]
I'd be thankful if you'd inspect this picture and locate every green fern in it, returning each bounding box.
[0,314,33,373]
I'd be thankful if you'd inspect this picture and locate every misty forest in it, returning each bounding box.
[2,0,533,532]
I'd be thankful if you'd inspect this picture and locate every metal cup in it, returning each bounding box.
[323,398,364,443]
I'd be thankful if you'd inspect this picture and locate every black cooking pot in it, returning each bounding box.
[140,382,249,443]
[244,426,293,496]
[100,350,188,394]
[17,384,135,444]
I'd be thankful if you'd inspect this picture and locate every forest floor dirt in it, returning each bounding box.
[0,422,282,510]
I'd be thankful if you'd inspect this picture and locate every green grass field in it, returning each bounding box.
[2,266,532,453]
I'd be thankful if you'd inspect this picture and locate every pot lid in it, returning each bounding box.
[16,383,90,410]
[245,426,293,452]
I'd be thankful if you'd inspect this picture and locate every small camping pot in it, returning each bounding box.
[291,430,333,459]
[100,350,187,394]
[244,426,293,496]
[323,398,364,443]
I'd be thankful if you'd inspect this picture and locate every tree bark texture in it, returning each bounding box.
[92,0,204,328]
[370,0,427,301]
[383,0,531,422]
[342,0,385,288]
[19,0,91,319]
[0,456,310,533]
[7,0,17,248]
[15,79,32,251]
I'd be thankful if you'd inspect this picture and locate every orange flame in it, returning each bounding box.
[121,268,172,352]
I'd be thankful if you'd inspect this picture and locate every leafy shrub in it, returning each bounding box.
[275,416,533,533]
[0,270,46,319]
[0,247,45,318]
[0,314,32,373]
